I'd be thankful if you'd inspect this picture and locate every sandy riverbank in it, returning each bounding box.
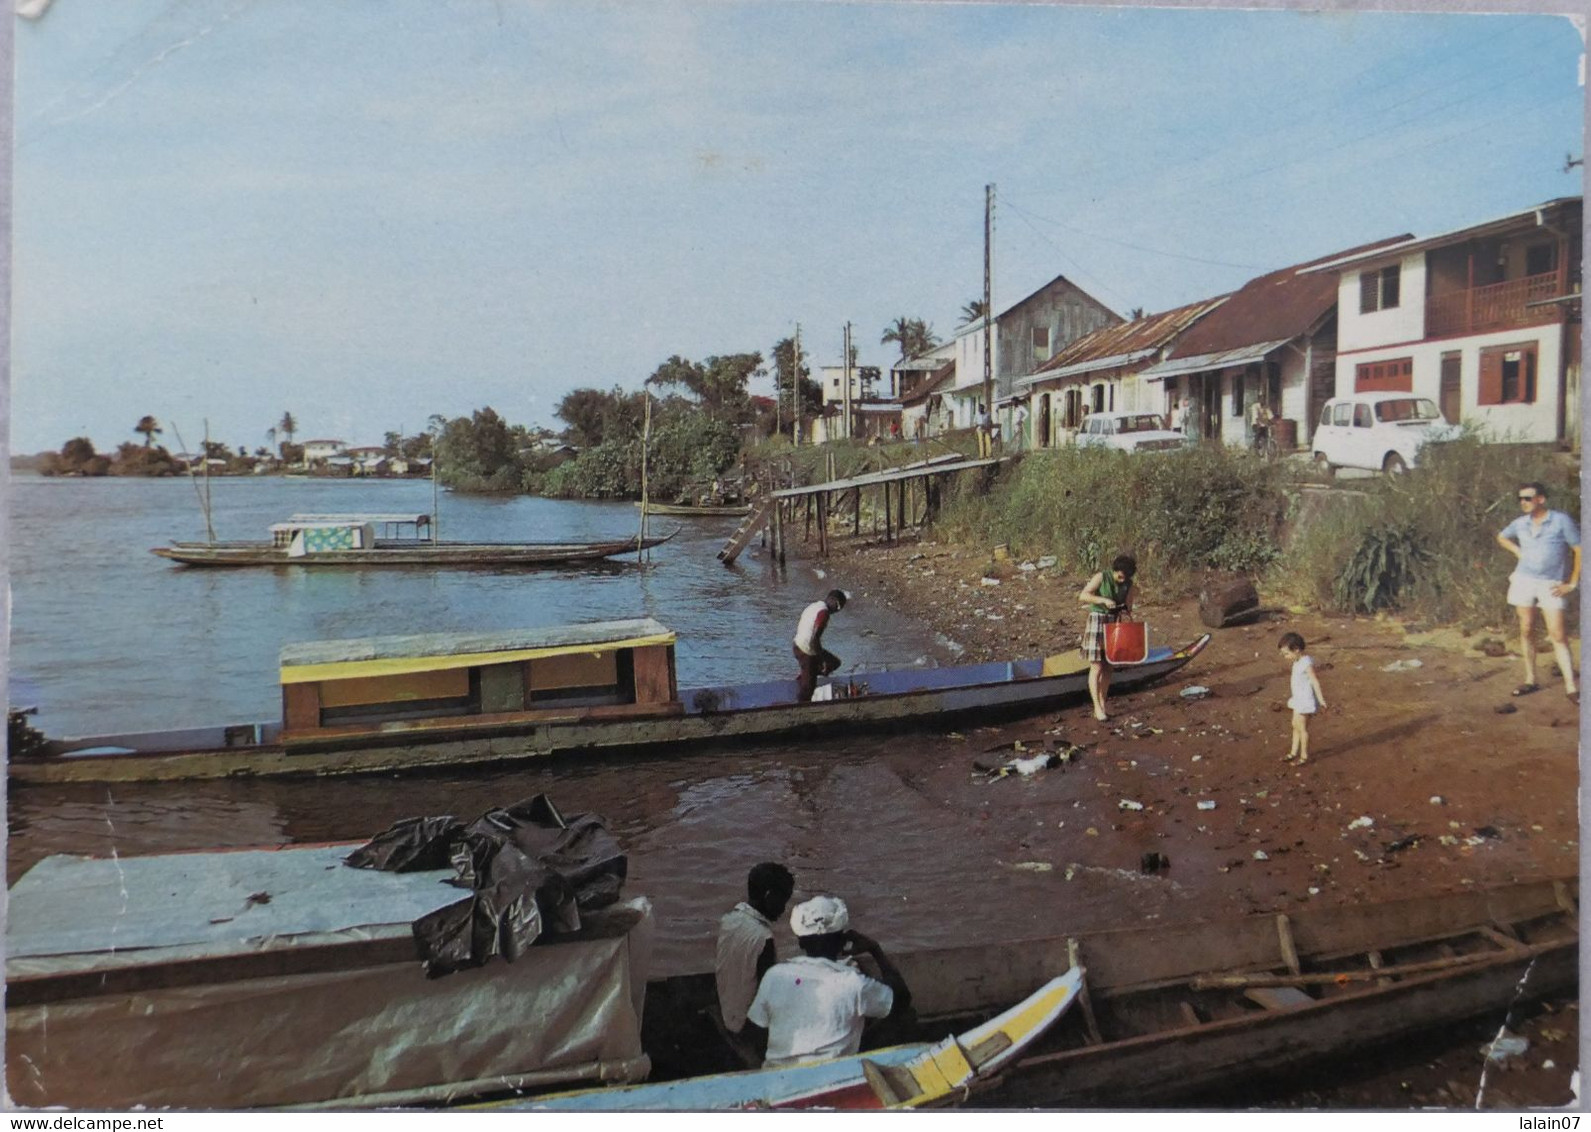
[807,528,1580,1109]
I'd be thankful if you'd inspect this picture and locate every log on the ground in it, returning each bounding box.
[1199,574,1259,629]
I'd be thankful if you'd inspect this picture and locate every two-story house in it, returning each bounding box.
[945,274,1121,442]
[1300,198,1581,446]
[300,439,346,466]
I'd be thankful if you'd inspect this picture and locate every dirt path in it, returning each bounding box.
[808,529,1580,1108]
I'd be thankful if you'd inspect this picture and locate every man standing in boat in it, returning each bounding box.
[746,895,913,1068]
[715,863,796,1065]
[793,589,848,702]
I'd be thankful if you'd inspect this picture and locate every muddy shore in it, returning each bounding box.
[800,528,1580,1110]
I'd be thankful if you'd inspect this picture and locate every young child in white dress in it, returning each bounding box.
[1279,632,1327,765]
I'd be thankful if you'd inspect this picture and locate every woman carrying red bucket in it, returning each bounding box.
[1077,554,1141,722]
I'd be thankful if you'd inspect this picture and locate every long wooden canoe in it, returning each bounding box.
[634,876,1578,1110]
[12,622,1211,785]
[153,532,676,567]
[516,969,1083,1111]
[636,501,752,517]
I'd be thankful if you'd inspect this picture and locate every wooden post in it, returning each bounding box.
[805,495,813,541]
[853,487,861,536]
[817,492,828,556]
[884,481,893,543]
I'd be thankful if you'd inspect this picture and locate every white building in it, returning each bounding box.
[1299,198,1581,447]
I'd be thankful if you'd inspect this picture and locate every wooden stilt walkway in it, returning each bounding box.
[716,453,1004,565]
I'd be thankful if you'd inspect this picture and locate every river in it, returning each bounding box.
[7,473,1034,973]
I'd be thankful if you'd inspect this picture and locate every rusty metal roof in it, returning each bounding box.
[1164,235,1412,360]
[1023,295,1228,384]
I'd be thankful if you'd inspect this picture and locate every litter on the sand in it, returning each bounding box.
[1036,556,1057,570]
[1253,850,1269,861]
[974,742,1084,780]
[1197,800,1217,811]
[1483,1032,1529,1062]
[1381,658,1424,672]
[1118,799,1145,811]
[1383,834,1422,855]
[1347,816,1375,830]
[980,577,1001,587]
[1180,685,1212,700]
[1430,796,1445,805]
[1009,861,1053,873]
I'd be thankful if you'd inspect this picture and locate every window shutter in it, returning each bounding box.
[1359,272,1378,314]
[1477,347,1503,406]
[1381,266,1400,309]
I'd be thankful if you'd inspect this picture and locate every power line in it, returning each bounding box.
[1003,197,1265,273]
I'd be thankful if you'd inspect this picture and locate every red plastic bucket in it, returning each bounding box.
[1104,620,1148,665]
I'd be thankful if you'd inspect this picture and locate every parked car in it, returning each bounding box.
[1311,393,1458,476]
[1075,411,1191,453]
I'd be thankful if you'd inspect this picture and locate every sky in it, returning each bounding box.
[9,0,1585,454]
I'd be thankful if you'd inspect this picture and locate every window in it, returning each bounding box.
[1320,404,1334,429]
[1352,404,1372,428]
[1359,265,1401,313]
[1032,326,1050,357]
[1478,343,1537,405]
[1354,357,1413,393]
[1525,244,1556,278]
[1332,403,1352,427]
[1374,398,1440,423]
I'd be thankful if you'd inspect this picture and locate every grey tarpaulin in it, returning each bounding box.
[345,794,627,976]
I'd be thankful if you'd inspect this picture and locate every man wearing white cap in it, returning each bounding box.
[746,895,912,1068]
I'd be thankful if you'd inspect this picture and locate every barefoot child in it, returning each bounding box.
[1279,632,1326,764]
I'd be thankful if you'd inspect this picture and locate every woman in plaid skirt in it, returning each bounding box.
[1077,554,1137,722]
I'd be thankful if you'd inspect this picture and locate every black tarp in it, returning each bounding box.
[345,794,627,977]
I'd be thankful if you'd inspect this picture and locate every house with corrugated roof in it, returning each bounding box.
[1297,198,1581,447]
[1016,298,1226,448]
[1137,235,1410,449]
[945,274,1121,442]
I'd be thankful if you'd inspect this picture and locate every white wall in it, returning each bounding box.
[1333,323,1563,442]
[1335,252,1426,353]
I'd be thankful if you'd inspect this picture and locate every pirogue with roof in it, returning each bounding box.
[11,617,1211,784]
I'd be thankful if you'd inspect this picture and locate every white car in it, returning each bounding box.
[1311,393,1457,476]
[1075,411,1191,453]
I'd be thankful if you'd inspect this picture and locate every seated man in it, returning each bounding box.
[714,862,796,1065]
[746,895,913,1068]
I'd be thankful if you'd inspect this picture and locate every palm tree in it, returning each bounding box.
[881,317,938,362]
[277,412,297,449]
[134,415,162,448]
[959,299,987,325]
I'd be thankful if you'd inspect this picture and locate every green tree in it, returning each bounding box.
[881,316,937,362]
[277,412,297,453]
[43,436,110,476]
[770,336,822,430]
[134,415,162,448]
[646,352,762,418]
[555,386,646,448]
[959,299,986,325]
[435,407,521,492]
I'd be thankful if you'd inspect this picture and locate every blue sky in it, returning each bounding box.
[11,1,1584,454]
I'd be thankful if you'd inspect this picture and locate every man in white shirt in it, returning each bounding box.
[714,863,795,1064]
[793,589,847,702]
[746,895,912,1068]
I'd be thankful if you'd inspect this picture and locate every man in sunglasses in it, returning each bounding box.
[1497,482,1580,702]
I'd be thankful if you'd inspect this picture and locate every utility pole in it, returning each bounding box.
[983,183,994,433]
[843,322,853,441]
[793,323,802,447]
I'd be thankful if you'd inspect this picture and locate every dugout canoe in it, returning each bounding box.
[519,970,1083,1111]
[632,876,1578,1110]
[10,618,1211,784]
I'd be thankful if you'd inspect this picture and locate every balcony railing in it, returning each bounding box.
[1425,272,1565,338]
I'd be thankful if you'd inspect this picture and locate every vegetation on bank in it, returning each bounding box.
[931,437,1578,631]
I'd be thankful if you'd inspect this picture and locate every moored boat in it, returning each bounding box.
[11,618,1211,784]
[151,512,676,568]
[636,501,752,517]
[518,969,1084,1111]
[6,837,655,1110]
[632,876,1577,1110]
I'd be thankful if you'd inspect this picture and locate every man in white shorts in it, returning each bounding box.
[1496,481,1579,702]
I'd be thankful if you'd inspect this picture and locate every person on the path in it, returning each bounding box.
[1248,395,1273,454]
[1497,481,1580,702]
[1013,404,1029,452]
[976,404,993,459]
[1169,399,1186,435]
[715,862,796,1064]
[1278,632,1327,765]
[1077,554,1137,722]
[793,589,847,702]
[746,895,912,1068]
